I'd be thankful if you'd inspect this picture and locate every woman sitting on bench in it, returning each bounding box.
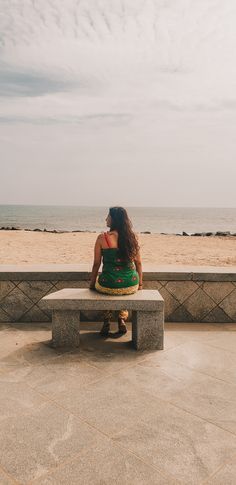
[89,206,143,336]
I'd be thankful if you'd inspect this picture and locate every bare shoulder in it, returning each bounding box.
[96,233,104,244]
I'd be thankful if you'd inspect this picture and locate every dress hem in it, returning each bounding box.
[95,280,139,295]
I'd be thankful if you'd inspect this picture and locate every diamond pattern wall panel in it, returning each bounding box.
[55,281,90,290]
[202,306,232,323]
[157,286,180,320]
[201,282,235,304]
[218,289,236,320]
[164,281,198,304]
[158,281,235,323]
[0,307,12,322]
[0,281,16,299]
[17,281,55,302]
[183,288,216,321]
[0,279,235,323]
[0,280,58,323]
[0,287,34,321]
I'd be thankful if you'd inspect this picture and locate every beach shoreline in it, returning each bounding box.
[0,230,235,266]
[1,226,236,237]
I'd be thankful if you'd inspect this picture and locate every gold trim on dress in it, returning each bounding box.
[95,279,139,295]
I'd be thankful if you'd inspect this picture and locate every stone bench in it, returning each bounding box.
[42,288,164,351]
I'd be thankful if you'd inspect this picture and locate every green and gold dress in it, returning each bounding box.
[95,232,139,296]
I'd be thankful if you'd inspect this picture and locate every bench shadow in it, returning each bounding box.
[74,321,136,353]
[43,329,137,354]
[0,322,156,369]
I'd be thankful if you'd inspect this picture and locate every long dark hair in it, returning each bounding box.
[109,206,139,261]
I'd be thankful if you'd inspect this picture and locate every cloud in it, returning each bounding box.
[0,64,73,97]
[0,0,236,206]
[0,112,131,125]
[1,0,236,110]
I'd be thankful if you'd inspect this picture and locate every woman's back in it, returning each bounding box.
[97,231,139,292]
[100,230,118,249]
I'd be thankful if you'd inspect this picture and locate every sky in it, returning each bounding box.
[0,0,236,207]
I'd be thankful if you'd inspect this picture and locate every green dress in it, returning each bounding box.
[95,233,139,295]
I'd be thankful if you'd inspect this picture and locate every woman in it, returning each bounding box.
[89,206,143,336]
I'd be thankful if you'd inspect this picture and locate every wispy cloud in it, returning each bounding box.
[0,112,131,125]
[0,64,73,97]
[0,1,236,206]
[1,0,236,118]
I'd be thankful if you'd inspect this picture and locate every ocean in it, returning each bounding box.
[0,205,236,235]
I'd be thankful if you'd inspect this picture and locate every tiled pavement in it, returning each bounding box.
[0,321,236,484]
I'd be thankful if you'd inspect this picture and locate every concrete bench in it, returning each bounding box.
[42,288,164,351]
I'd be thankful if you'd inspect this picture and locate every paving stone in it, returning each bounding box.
[0,469,15,485]
[0,402,103,483]
[1,321,236,484]
[216,363,236,386]
[195,330,236,354]
[119,359,236,433]
[211,402,236,435]
[33,438,172,485]
[145,340,236,379]
[0,340,70,366]
[204,459,236,484]
[0,328,45,361]
[49,373,164,436]
[112,398,236,484]
[0,381,49,419]
[16,360,105,398]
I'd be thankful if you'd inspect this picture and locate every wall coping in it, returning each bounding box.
[0,264,236,281]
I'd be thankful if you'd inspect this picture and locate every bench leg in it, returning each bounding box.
[132,310,164,350]
[52,310,80,348]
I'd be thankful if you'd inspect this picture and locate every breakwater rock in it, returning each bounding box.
[0,227,235,236]
[0,227,97,233]
[182,231,236,237]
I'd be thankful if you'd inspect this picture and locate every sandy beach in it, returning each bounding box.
[0,230,235,266]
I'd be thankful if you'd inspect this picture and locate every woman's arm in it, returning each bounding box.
[134,248,143,290]
[89,235,102,289]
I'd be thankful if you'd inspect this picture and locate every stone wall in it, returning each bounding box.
[0,265,235,323]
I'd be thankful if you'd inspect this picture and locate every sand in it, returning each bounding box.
[0,230,235,266]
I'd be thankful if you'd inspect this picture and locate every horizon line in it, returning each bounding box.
[0,203,236,210]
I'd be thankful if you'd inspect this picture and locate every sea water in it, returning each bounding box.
[0,205,236,234]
